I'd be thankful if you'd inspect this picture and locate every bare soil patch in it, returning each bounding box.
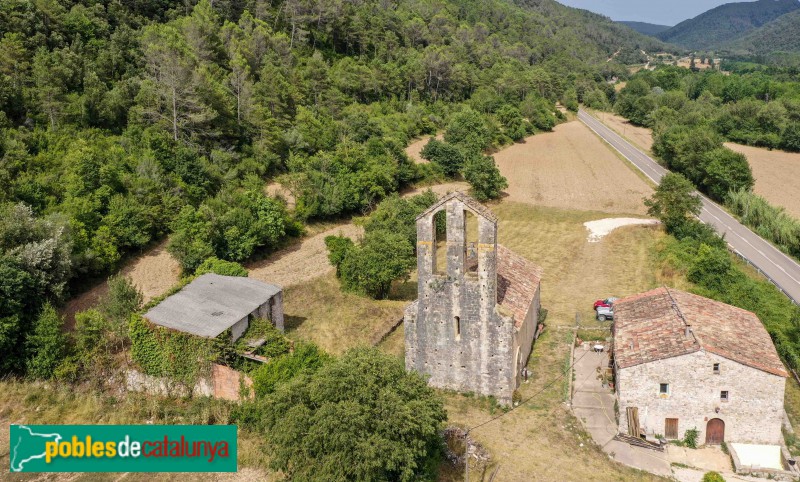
[265,181,296,209]
[492,121,652,214]
[725,142,800,220]
[247,221,363,288]
[61,239,180,327]
[405,133,443,164]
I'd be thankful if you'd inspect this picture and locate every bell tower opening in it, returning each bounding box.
[433,210,447,275]
[464,210,479,275]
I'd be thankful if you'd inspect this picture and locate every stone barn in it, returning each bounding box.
[143,273,284,342]
[614,287,787,445]
[404,192,543,404]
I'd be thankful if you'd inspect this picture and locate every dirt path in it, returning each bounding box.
[492,121,651,214]
[61,239,180,327]
[247,222,363,288]
[726,142,800,220]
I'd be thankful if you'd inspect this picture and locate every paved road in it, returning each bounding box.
[578,109,800,306]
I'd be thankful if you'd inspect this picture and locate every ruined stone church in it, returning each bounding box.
[404,192,543,404]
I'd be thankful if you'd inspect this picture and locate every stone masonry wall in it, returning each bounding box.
[617,350,785,444]
[405,197,516,403]
[512,286,540,387]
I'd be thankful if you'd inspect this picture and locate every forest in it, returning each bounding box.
[0,0,660,377]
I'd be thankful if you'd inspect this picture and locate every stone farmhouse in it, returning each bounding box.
[404,192,543,404]
[143,273,284,342]
[613,287,787,445]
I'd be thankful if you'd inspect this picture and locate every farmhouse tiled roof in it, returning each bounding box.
[496,245,542,328]
[416,191,498,223]
[614,287,787,377]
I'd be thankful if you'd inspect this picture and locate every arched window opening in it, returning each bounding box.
[433,210,447,275]
[464,210,479,275]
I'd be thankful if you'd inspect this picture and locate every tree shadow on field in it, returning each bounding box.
[283,314,308,333]
[389,280,417,301]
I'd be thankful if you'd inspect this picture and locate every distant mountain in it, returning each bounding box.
[656,0,800,49]
[513,0,675,58]
[724,9,800,54]
[618,21,672,36]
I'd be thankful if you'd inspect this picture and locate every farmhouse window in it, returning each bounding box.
[659,383,669,395]
[713,363,720,374]
[720,390,729,402]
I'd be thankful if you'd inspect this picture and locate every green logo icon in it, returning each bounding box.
[9,425,237,472]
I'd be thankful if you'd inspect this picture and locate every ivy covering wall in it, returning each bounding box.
[129,315,219,387]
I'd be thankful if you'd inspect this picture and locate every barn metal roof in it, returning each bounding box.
[143,274,281,338]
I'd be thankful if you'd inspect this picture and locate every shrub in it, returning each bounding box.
[169,189,291,273]
[361,191,439,248]
[420,139,464,177]
[644,173,702,233]
[684,427,699,449]
[195,257,248,277]
[25,303,69,380]
[324,235,355,278]
[337,230,415,299]
[701,471,725,482]
[99,276,143,345]
[251,342,328,397]
[258,347,446,481]
[688,244,734,292]
[445,108,491,153]
[463,154,508,201]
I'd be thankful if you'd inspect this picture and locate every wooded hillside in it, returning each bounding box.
[0,0,662,375]
[656,0,800,50]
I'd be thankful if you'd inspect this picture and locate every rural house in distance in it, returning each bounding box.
[614,287,787,445]
[143,273,284,342]
[404,192,543,404]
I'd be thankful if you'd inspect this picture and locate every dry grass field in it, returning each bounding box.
[491,121,652,214]
[592,111,654,152]
[403,121,653,215]
[247,221,363,288]
[282,273,408,354]
[725,142,800,220]
[676,58,716,70]
[438,202,666,481]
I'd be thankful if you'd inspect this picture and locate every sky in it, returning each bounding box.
[555,0,751,26]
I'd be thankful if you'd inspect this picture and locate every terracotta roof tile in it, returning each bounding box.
[614,287,787,377]
[496,245,542,328]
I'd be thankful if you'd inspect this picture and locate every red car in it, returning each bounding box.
[593,297,618,310]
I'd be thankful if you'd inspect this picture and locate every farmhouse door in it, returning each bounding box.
[706,418,725,444]
[665,418,679,439]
